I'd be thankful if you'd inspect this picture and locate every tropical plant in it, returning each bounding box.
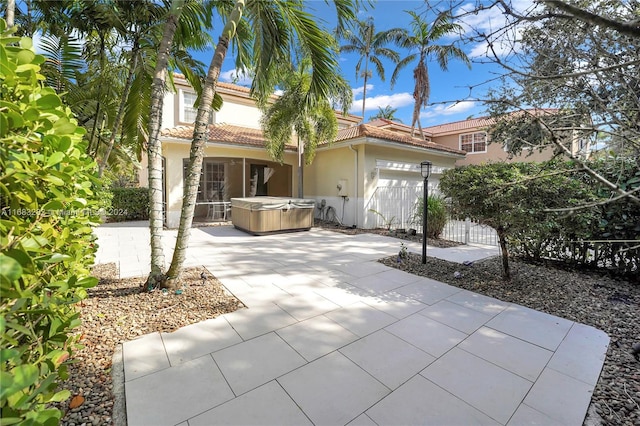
[369,105,402,122]
[260,58,352,197]
[157,0,358,290]
[340,17,399,120]
[18,0,214,177]
[0,22,100,424]
[389,10,470,139]
[368,208,397,231]
[413,194,448,239]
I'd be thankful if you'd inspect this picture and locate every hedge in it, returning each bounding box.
[0,21,100,424]
[108,187,149,221]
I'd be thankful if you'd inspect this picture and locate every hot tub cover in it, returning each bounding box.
[231,197,316,211]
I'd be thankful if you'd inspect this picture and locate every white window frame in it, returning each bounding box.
[179,89,214,124]
[459,131,487,154]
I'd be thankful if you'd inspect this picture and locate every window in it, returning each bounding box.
[459,132,487,153]
[183,159,227,202]
[179,90,214,124]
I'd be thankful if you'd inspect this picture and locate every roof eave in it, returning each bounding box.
[319,137,465,159]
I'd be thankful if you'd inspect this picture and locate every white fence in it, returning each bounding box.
[441,218,499,246]
[366,185,499,246]
[366,185,423,230]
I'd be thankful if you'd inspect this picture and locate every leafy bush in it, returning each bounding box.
[440,161,591,278]
[413,195,447,239]
[0,21,99,424]
[108,187,149,221]
[441,159,638,279]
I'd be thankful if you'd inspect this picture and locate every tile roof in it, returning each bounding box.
[161,124,297,149]
[423,116,496,135]
[333,124,465,156]
[368,118,431,134]
[422,109,560,135]
[161,123,464,156]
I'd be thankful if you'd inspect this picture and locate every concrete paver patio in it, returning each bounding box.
[95,222,609,426]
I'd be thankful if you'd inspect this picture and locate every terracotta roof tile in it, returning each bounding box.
[333,124,465,156]
[423,116,496,135]
[161,124,297,150]
[423,109,560,135]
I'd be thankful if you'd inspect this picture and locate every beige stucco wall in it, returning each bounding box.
[305,141,462,228]
[162,141,296,228]
[433,133,554,166]
[165,82,266,130]
[214,100,263,129]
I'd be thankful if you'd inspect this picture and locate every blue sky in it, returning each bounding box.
[208,1,527,127]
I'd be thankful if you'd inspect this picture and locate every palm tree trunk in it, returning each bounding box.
[146,0,185,289]
[361,59,369,122]
[164,0,245,289]
[6,0,15,27]
[98,45,139,177]
[410,97,420,137]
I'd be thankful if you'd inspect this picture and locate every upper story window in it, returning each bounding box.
[179,89,214,124]
[459,132,487,153]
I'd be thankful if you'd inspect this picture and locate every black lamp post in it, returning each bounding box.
[420,161,432,264]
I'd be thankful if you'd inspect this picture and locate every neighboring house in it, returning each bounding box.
[370,114,590,167]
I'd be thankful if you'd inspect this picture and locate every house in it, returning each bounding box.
[369,114,590,167]
[143,74,588,230]
[146,74,465,229]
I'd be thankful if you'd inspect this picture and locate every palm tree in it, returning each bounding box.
[162,0,358,289]
[390,10,470,139]
[261,58,353,197]
[369,105,402,122]
[340,17,399,121]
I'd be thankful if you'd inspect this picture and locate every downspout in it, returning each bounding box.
[349,144,358,228]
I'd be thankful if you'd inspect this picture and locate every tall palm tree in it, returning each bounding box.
[162,0,357,289]
[147,0,219,288]
[340,17,399,121]
[261,58,353,197]
[369,105,402,122]
[390,10,470,140]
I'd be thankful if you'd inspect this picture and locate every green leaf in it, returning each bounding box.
[0,254,23,284]
[47,390,71,403]
[35,94,62,109]
[10,364,39,390]
[46,152,65,168]
[76,276,98,288]
[43,175,65,186]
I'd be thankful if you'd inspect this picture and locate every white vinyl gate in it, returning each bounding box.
[366,185,424,231]
[366,185,499,246]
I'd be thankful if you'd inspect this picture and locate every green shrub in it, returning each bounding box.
[413,195,447,239]
[109,187,149,221]
[441,159,638,279]
[0,21,99,424]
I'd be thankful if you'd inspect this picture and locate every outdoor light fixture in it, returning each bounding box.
[420,161,432,264]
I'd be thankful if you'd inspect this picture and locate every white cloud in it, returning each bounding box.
[352,84,374,97]
[421,100,477,119]
[350,92,414,114]
[219,69,253,86]
[456,0,538,58]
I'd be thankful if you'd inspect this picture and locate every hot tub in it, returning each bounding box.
[231,197,315,235]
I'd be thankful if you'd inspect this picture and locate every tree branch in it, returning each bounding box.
[543,0,640,37]
[544,186,640,213]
